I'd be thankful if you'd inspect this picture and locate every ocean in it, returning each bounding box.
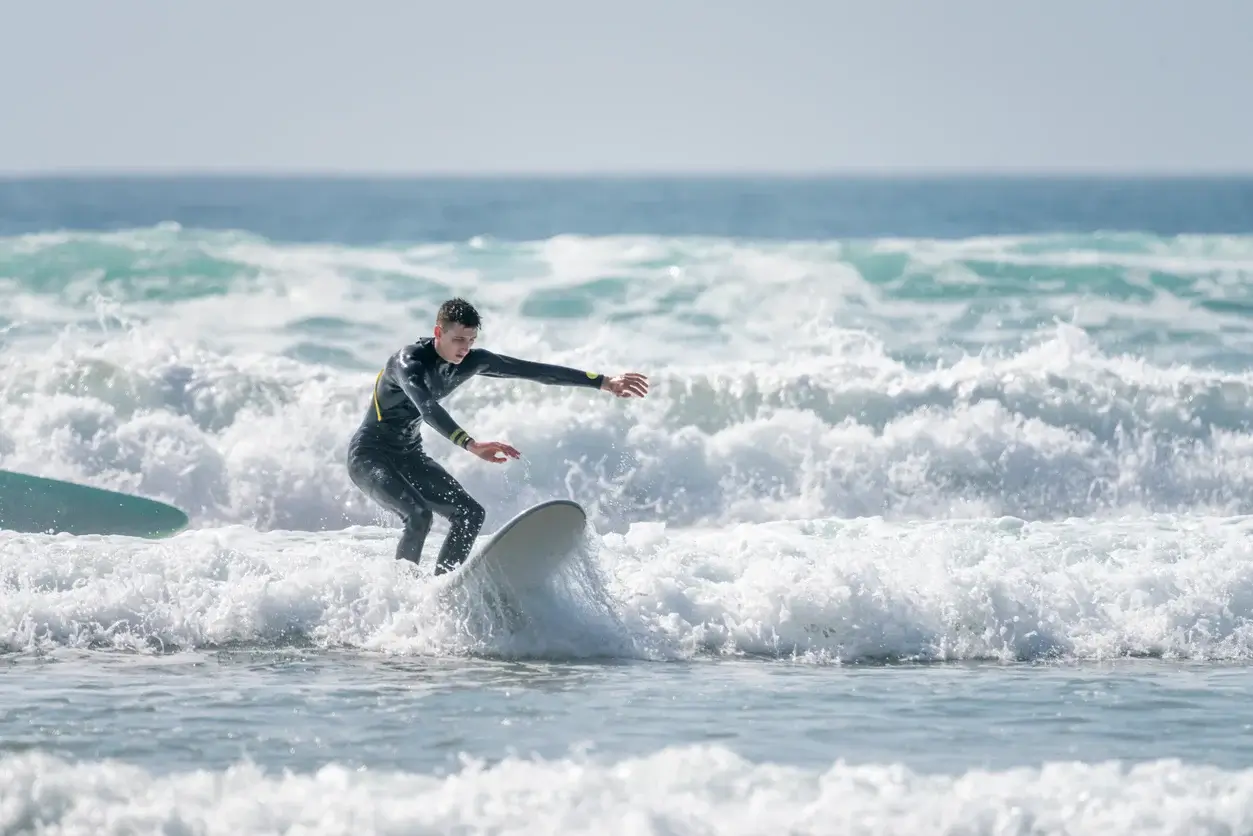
[3,174,1253,833]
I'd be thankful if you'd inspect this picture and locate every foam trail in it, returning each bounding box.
[0,522,643,662]
[5,514,1253,664]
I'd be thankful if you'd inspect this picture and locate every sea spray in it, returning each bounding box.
[8,514,1253,663]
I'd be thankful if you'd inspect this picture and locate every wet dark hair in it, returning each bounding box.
[436,297,481,329]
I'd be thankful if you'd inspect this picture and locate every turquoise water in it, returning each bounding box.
[3,176,1253,833]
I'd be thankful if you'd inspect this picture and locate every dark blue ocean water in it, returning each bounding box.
[3,174,1253,243]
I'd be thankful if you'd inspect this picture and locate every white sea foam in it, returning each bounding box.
[2,745,1251,835]
[4,514,1253,663]
[4,311,1253,530]
[5,228,1253,661]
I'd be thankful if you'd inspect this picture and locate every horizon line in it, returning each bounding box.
[4,166,1253,180]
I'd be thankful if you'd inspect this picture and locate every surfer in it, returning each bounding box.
[345,297,649,574]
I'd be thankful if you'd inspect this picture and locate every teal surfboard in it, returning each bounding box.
[0,469,189,538]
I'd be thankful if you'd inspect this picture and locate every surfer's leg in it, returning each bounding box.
[400,455,486,575]
[346,447,434,566]
[394,506,434,566]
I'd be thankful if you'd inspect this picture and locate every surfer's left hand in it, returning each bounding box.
[602,372,649,398]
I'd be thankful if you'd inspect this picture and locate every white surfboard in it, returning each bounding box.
[433,499,588,596]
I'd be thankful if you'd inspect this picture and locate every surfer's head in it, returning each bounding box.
[433,297,480,364]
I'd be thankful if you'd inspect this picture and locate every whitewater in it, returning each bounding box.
[4,176,1253,834]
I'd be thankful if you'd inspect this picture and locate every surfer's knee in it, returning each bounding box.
[404,506,434,532]
[456,495,485,530]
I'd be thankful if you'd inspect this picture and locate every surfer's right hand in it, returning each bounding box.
[468,440,521,463]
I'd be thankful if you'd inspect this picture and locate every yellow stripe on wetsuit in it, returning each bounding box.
[374,366,471,447]
[373,369,384,421]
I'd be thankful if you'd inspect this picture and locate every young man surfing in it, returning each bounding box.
[346,297,649,574]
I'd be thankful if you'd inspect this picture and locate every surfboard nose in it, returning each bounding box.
[434,499,588,592]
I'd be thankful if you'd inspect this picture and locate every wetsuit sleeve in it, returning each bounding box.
[392,359,475,449]
[472,349,605,389]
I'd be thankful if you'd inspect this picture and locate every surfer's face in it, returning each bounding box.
[434,323,477,363]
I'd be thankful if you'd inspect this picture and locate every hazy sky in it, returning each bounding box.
[4,0,1252,174]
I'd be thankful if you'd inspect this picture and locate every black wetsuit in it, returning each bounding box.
[346,337,605,573]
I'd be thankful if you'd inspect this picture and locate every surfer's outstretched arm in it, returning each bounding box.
[392,358,475,450]
[472,349,607,388]
[472,349,649,397]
